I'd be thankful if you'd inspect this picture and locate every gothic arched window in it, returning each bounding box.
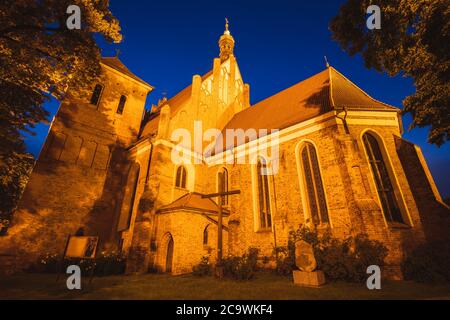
[300,143,329,226]
[116,95,127,114]
[175,166,187,189]
[203,225,209,246]
[257,158,272,229]
[362,132,404,224]
[90,84,103,106]
[218,168,229,205]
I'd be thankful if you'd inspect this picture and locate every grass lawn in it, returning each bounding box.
[0,272,449,300]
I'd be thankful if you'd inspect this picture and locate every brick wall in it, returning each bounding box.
[0,66,149,270]
[395,137,450,244]
[153,211,228,275]
[126,119,444,278]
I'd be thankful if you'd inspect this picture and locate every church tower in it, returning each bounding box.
[1,58,153,266]
[219,18,235,62]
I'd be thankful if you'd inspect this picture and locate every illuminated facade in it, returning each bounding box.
[1,23,449,278]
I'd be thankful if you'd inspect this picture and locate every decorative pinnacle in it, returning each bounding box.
[225,18,230,34]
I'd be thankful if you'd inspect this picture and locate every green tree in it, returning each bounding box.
[0,0,122,159]
[330,0,449,145]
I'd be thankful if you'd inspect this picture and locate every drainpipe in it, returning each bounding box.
[336,107,350,134]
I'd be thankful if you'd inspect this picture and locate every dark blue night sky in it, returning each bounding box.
[24,0,450,197]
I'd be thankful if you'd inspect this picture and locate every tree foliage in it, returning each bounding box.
[0,153,34,234]
[330,0,449,145]
[0,0,122,158]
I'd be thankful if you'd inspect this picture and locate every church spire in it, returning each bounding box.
[219,18,235,61]
[225,18,230,34]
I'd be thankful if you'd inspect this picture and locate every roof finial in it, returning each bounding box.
[224,17,231,35]
[324,56,330,68]
[115,48,121,58]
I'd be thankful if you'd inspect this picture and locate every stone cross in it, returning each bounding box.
[202,173,240,275]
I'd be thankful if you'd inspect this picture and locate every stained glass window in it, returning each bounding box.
[257,159,272,229]
[175,166,187,189]
[301,143,329,225]
[362,133,404,224]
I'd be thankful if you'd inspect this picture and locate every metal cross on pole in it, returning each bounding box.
[202,172,240,278]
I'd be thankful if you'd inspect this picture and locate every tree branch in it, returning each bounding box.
[0,24,65,37]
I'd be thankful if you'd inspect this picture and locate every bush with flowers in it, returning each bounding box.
[29,250,126,276]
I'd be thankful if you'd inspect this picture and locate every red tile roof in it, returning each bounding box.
[158,192,229,215]
[223,67,397,133]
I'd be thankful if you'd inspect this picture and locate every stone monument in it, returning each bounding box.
[292,240,326,287]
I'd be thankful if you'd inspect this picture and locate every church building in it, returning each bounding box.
[1,22,449,278]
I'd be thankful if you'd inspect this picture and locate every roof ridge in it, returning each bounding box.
[173,192,190,205]
[157,191,227,215]
[184,192,194,206]
[328,66,335,108]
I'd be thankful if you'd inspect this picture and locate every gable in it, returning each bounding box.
[140,57,246,139]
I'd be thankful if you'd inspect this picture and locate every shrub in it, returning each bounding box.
[28,251,126,276]
[222,247,259,280]
[353,234,388,270]
[94,251,126,276]
[315,237,357,281]
[28,253,61,274]
[274,226,388,282]
[192,256,213,277]
[402,241,450,283]
[273,246,295,276]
